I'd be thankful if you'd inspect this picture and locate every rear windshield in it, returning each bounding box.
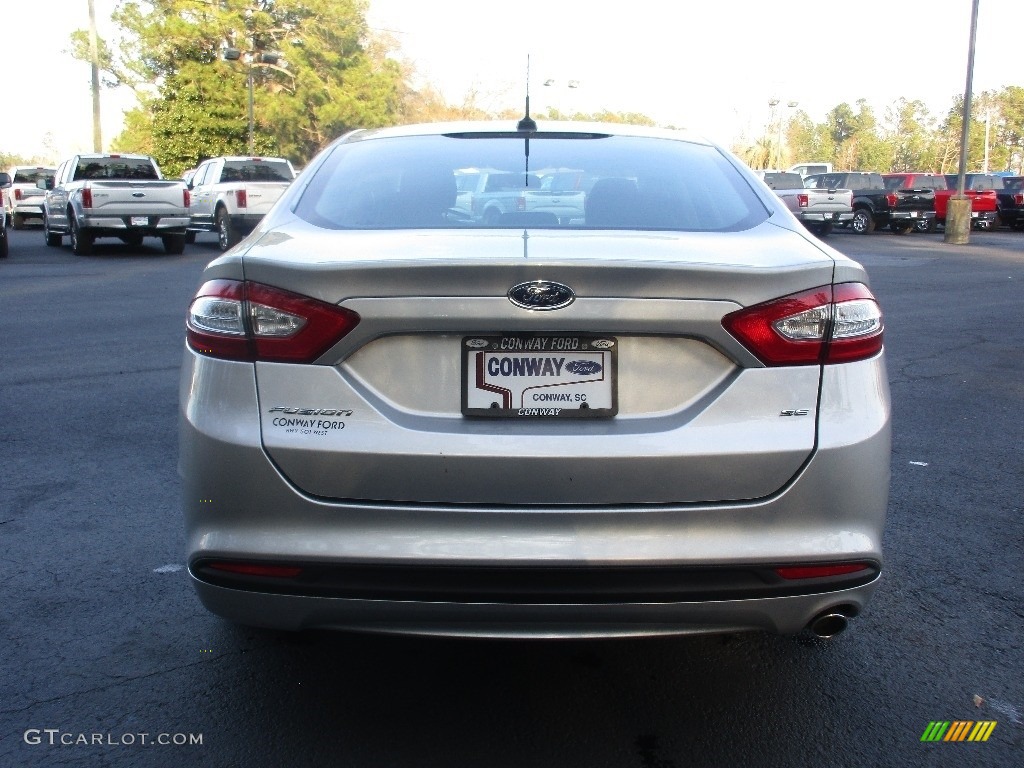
[221,160,294,182]
[295,133,768,231]
[1003,177,1024,191]
[13,168,55,184]
[883,175,946,191]
[73,157,158,181]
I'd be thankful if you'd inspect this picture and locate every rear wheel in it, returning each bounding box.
[850,209,875,234]
[43,214,62,247]
[185,230,197,244]
[70,215,93,255]
[163,233,186,255]
[12,213,25,230]
[216,208,239,251]
[808,222,833,237]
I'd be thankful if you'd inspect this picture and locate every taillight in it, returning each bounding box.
[186,279,360,363]
[797,193,809,208]
[235,189,247,208]
[183,188,191,207]
[14,189,23,201]
[885,192,898,207]
[722,283,883,366]
[1015,194,1024,206]
[82,188,93,208]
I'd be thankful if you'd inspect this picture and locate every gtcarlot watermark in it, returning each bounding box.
[24,729,203,747]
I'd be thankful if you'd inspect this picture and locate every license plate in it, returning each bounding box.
[130,216,149,226]
[462,334,617,418]
[909,211,918,218]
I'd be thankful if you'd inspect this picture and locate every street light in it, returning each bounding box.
[222,47,285,154]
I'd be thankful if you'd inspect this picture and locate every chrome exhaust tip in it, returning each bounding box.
[807,611,849,639]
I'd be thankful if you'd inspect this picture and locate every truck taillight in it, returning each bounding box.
[186,279,360,363]
[235,190,247,208]
[885,193,898,207]
[82,188,93,208]
[723,283,884,366]
[184,188,190,207]
[1016,194,1024,206]
[797,193,809,208]
[14,189,23,201]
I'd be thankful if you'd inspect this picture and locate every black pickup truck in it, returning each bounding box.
[804,171,935,234]
[996,176,1024,230]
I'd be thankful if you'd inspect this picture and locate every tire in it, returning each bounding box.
[12,213,25,230]
[914,218,934,233]
[0,233,8,259]
[69,215,93,255]
[185,230,196,244]
[216,207,239,252]
[1012,221,1024,232]
[43,214,62,247]
[162,233,186,255]
[889,222,914,235]
[483,207,502,226]
[850,209,875,234]
[808,222,833,237]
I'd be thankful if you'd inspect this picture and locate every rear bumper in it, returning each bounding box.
[795,212,853,224]
[179,351,890,637]
[79,214,189,235]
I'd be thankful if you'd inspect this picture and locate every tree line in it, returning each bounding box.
[45,1,1024,180]
[738,89,1024,175]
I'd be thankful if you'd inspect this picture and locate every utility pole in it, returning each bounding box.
[945,0,980,245]
[88,0,102,151]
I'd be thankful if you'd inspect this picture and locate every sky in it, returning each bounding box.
[7,0,1024,163]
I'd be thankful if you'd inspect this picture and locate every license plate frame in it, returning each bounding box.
[130,216,149,227]
[462,334,618,418]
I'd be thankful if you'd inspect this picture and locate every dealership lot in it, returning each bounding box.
[1,227,1021,766]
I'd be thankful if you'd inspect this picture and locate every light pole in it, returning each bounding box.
[222,48,285,155]
[769,98,798,169]
[542,78,580,119]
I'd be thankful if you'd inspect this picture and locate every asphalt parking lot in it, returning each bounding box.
[1,225,1021,767]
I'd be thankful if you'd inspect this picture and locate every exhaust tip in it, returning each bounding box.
[808,611,849,639]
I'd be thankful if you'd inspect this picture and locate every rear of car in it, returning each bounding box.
[180,122,890,639]
[5,166,56,228]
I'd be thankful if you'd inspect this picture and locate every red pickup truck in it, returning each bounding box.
[882,173,999,232]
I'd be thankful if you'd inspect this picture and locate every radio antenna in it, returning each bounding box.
[517,54,537,133]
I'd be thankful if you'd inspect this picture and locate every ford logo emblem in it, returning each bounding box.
[566,360,602,375]
[508,281,575,311]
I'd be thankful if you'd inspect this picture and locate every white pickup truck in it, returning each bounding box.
[757,171,853,237]
[41,154,190,254]
[186,156,296,250]
[454,168,587,225]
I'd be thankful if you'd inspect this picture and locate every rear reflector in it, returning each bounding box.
[186,279,360,363]
[775,563,872,580]
[208,562,303,578]
[723,283,883,365]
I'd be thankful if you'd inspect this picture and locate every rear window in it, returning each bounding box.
[221,159,294,182]
[295,133,768,232]
[73,157,158,181]
[12,168,55,184]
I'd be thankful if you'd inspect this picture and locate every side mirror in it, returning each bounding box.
[0,172,10,188]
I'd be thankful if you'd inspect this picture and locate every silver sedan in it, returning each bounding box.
[180,121,890,639]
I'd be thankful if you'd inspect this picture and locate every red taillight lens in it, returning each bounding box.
[14,189,23,201]
[183,188,191,207]
[1015,194,1024,206]
[885,192,898,207]
[797,193,809,208]
[82,188,93,208]
[722,283,883,366]
[186,279,360,363]
[775,563,871,580]
[235,189,247,208]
